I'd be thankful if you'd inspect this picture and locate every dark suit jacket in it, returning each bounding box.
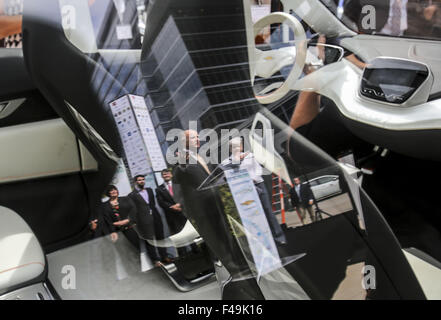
[290,183,314,207]
[128,187,164,240]
[173,162,250,276]
[156,182,187,234]
[91,205,115,238]
[173,163,214,225]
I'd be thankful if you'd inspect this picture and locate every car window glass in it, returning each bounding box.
[21,0,422,300]
[320,0,441,41]
[319,176,333,184]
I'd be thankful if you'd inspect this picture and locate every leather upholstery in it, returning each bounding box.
[0,206,45,294]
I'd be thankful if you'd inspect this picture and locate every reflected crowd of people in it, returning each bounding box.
[89,122,348,276]
[90,177,175,267]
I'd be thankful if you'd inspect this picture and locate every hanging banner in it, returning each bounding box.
[109,94,167,186]
[109,95,152,178]
[129,94,167,173]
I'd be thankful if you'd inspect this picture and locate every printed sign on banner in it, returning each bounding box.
[224,169,282,277]
[129,94,167,172]
[109,95,152,178]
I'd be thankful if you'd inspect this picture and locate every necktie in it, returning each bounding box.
[168,183,174,197]
[391,0,402,36]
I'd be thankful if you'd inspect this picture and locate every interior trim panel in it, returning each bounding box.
[0,118,97,184]
[0,98,27,119]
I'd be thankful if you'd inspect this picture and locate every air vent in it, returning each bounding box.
[0,98,26,119]
[0,103,7,113]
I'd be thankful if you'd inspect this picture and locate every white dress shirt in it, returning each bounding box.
[222,152,264,184]
[380,0,408,36]
[295,184,301,198]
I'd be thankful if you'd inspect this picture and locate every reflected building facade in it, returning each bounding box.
[140,0,258,155]
[90,0,295,164]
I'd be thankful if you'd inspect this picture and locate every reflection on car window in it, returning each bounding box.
[60,0,145,51]
[320,0,441,40]
[21,0,425,300]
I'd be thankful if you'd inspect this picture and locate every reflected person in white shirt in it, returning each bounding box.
[380,0,408,36]
[222,137,287,245]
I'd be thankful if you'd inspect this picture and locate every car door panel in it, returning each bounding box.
[0,45,100,252]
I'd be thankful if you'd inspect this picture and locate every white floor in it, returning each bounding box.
[47,234,221,300]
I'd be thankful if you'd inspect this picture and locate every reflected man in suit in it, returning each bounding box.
[129,175,170,267]
[156,168,191,257]
[156,168,187,235]
[222,137,287,245]
[289,177,316,224]
[172,130,251,278]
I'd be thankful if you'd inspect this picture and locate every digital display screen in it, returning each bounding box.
[361,59,429,104]
[367,69,417,88]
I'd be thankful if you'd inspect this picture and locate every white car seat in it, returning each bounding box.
[0,206,46,295]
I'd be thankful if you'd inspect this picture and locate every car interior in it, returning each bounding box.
[1,0,441,300]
